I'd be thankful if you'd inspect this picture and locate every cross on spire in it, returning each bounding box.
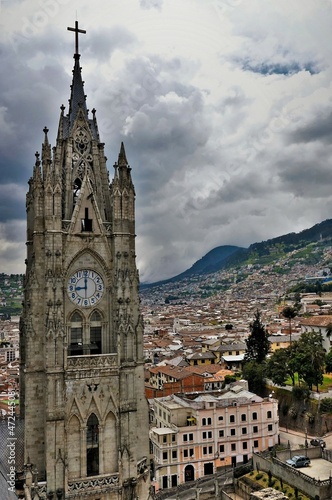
[67,21,86,55]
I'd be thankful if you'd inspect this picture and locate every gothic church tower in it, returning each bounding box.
[19,23,150,500]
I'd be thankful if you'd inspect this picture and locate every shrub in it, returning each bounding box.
[320,398,332,414]
[256,473,263,480]
[292,386,309,400]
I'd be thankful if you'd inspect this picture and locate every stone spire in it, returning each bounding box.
[67,54,88,129]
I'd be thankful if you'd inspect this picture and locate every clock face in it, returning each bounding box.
[67,269,104,307]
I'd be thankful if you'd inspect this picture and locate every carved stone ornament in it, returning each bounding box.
[74,127,91,155]
[68,475,119,492]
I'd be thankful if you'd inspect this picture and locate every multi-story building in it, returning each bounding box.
[150,383,279,491]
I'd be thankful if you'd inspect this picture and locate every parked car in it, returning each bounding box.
[286,455,311,468]
[310,438,326,448]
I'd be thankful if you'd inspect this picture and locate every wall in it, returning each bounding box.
[252,450,332,500]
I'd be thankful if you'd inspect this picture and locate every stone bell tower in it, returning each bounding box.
[19,22,150,500]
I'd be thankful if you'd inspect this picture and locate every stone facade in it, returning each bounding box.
[19,29,150,500]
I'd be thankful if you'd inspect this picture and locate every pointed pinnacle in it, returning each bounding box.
[118,142,128,166]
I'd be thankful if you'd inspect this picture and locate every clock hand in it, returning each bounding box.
[76,278,88,292]
[84,277,87,298]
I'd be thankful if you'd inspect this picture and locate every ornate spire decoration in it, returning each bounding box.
[118,142,128,167]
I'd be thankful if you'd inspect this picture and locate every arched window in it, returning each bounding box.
[69,312,83,356]
[90,311,102,355]
[73,178,81,208]
[87,413,99,476]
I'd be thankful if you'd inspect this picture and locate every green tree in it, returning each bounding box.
[294,331,326,391]
[244,310,270,363]
[242,361,266,395]
[266,346,296,386]
[326,348,332,373]
[326,323,332,338]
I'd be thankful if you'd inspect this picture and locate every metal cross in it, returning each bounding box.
[67,21,86,55]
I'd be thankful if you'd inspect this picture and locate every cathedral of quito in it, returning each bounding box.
[18,23,151,500]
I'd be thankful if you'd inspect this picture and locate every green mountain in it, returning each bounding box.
[140,245,241,289]
[141,219,332,289]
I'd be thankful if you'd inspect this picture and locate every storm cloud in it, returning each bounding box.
[0,0,331,281]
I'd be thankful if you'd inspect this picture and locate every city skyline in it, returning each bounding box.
[0,0,331,282]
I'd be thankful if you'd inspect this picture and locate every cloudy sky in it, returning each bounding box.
[0,0,331,282]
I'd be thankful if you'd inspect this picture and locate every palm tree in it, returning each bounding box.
[282,306,297,344]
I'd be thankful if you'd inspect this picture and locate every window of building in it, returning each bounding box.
[203,431,207,439]
[242,427,247,435]
[231,443,236,451]
[253,425,258,433]
[171,475,177,487]
[202,418,206,426]
[172,434,176,442]
[219,444,224,453]
[163,452,168,461]
[189,448,194,457]
[268,424,273,432]
[189,433,193,441]
[172,450,177,459]
[183,434,188,442]
[208,431,212,439]
[267,410,272,419]
[81,207,93,232]
[207,417,212,425]
[230,415,235,423]
[69,310,104,356]
[203,446,207,455]
[254,440,259,448]
[87,413,99,476]
[241,414,246,421]
[252,412,257,420]
[163,436,167,443]
[162,476,168,489]
[243,442,248,450]
[184,449,188,458]
[219,430,224,438]
[230,428,236,436]
[218,416,223,421]
[69,312,83,356]
[73,178,81,208]
[209,446,213,454]
[90,311,102,354]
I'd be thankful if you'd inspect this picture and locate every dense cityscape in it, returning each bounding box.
[2,238,332,497]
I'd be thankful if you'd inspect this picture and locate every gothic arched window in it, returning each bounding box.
[90,310,102,355]
[68,310,104,356]
[87,413,99,476]
[73,178,81,208]
[69,312,83,356]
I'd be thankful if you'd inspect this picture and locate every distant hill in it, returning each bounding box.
[141,219,332,289]
[140,245,241,289]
